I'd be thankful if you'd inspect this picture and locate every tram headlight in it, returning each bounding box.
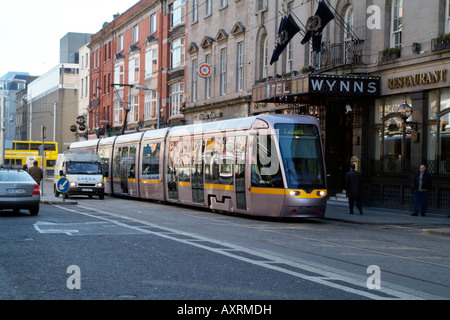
[289,190,301,197]
[317,190,326,197]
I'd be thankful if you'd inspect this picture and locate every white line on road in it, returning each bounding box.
[54,205,438,300]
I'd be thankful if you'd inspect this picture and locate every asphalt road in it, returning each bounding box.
[1,194,449,303]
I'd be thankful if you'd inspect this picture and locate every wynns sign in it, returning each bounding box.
[252,74,380,103]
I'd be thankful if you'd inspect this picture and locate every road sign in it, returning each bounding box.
[57,177,70,193]
[197,62,212,78]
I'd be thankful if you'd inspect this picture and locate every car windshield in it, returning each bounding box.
[0,170,34,182]
[275,124,326,190]
[66,162,102,175]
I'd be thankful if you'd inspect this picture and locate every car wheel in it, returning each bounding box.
[99,193,104,200]
[29,205,39,216]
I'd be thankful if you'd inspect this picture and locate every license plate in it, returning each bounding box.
[7,189,26,194]
[82,189,93,192]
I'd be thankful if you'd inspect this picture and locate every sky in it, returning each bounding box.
[0,0,140,78]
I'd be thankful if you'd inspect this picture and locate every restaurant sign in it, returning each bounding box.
[252,74,380,103]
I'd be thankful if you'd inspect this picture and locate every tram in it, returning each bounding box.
[69,115,327,218]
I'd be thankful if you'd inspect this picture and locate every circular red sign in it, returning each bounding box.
[197,63,211,78]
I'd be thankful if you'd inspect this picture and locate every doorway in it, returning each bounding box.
[325,104,353,195]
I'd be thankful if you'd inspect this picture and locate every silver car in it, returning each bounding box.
[0,169,40,215]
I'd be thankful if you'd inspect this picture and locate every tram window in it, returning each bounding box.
[179,139,191,182]
[128,145,137,179]
[251,134,283,188]
[142,142,160,180]
[219,137,234,185]
[205,138,219,184]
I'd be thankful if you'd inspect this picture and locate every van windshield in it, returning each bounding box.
[66,162,102,175]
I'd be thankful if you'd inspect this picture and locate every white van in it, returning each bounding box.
[54,151,105,199]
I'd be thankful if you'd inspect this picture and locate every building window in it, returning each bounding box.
[145,47,158,78]
[114,99,123,126]
[118,34,124,52]
[192,0,199,23]
[286,41,293,74]
[114,63,124,84]
[170,82,184,117]
[205,54,211,99]
[129,95,139,123]
[391,0,403,48]
[191,59,198,102]
[236,42,244,92]
[343,5,354,40]
[133,24,139,44]
[206,0,212,16]
[221,0,228,8]
[427,89,450,170]
[262,35,269,79]
[128,56,140,84]
[373,95,411,174]
[446,0,450,33]
[220,48,227,96]
[171,38,185,69]
[144,90,157,120]
[150,13,157,34]
[171,0,186,27]
[257,0,268,11]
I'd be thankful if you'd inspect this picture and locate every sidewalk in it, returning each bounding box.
[324,200,450,237]
[39,179,450,237]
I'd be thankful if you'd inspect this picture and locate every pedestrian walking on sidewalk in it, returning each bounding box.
[345,163,363,215]
[28,160,43,186]
[411,164,432,216]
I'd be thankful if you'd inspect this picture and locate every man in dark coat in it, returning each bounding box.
[345,163,363,215]
[28,160,43,186]
[411,164,432,216]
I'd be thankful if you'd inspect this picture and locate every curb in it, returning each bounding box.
[40,199,78,205]
[422,228,450,238]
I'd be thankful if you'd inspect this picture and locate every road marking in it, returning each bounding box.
[55,205,437,300]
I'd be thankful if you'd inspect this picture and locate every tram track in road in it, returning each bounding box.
[55,199,449,299]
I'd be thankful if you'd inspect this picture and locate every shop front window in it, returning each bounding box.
[372,95,411,175]
[426,89,450,178]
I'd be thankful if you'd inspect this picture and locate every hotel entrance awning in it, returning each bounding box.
[252,73,381,104]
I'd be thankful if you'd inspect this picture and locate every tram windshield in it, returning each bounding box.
[275,124,325,190]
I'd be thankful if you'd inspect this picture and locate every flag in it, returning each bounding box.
[301,1,335,52]
[270,14,300,65]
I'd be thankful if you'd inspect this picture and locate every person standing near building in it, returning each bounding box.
[345,163,363,215]
[28,160,43,186]
[411,164,432,216]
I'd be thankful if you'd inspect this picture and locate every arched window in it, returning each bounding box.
[343,5,354,40]
[262,35,269,79]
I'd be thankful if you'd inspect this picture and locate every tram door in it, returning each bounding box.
[192,139,204,203]
[167,140,179,200]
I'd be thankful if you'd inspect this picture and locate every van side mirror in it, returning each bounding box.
[59,170,64,177]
